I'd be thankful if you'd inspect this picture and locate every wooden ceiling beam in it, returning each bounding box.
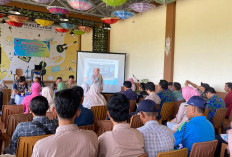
[5,1,102,22]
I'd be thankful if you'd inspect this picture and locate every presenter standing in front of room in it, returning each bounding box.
[91,68,103,91]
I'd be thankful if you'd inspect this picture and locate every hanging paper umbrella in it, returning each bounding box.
[154,0,176,4]
[60,23,76,29]
[6,20,23,27]
[47,6,69,15]
[73,30,85,35]
[102,0,126,7]
[8,15,29,23]
[78,26,92,33]
[55,27,69,33]
[129,2,155,13]
[0,13,5,18]
[113,10,134,19]
[32,0,52,3]
[35,19,54,26]
[101,17,119,24]
[0,0,11,5]
[68,0,92,11]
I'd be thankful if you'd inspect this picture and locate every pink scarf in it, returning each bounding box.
[182,86,200,101]
[23,82,41,113]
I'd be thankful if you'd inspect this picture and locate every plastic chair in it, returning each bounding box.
[189,140,218,157]
[130,115,144,128]
[91,105,107,122]
[129,100,136,113]
[220,143,228,157]
[138,153,148,157]
[171,100,185,118]
[1,105,24,127]
[79,124,94,131]
[159,102,175,124]
[46,111,57,120]
[16,134,51,157]
[157,148,188,157]
[94,120,113,136]
[213,108,227,134]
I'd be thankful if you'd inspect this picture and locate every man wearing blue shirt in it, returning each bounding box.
[174,96,215,155]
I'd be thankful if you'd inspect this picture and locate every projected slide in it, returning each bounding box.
[84,58,119,85]
[77,52,126,93]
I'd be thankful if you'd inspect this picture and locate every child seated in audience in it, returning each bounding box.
[137,99,174,157]
[32,89,98,157]
[82,83,106,109]
[98,93,145,157]
[72,86,94,126]
[10,76,28,104]
[172,82,184,101]
[23,82,41,113]
[5,96,58,155]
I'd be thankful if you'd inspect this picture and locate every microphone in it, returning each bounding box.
[133,74,140,83]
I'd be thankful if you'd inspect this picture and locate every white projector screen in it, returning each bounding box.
[77,52,126,93]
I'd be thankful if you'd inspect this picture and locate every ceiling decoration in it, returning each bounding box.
[60,22,76,29]
[8,0,159,18]
[0,0,11,5]
[35,19,54,26]
[154,0,176,4]
[129,2,155,13]
[113,10,134,19]
[102,0,127,7]
[101,17,119,24]
[6,20,23,27]
[47,6,69,15]
[32,0,53,4]
[8,15,29,23]
[55,27,69,32]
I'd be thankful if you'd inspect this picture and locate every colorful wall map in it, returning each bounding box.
[0,22,80,81]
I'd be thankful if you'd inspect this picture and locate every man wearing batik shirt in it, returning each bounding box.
[185,80,210,100]
[205,87,226,122]
[224,82,232,117]
[157,80,174,108]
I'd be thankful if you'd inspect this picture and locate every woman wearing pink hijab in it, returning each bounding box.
[23,82,41,113]
[167,86,200,131]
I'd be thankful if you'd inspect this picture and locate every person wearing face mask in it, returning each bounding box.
[91,68,103,91]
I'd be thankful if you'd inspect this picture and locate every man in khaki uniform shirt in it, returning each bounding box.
[32,89,98,157]
[98,93,145,157]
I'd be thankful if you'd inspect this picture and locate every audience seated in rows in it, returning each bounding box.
[42,87,55,111]
[5,96,58,155]
[157,80,174,107]
[32,89,98,157]
[98,93,145,157]
[224,82,232,117]
[83,83,107,109]
[174,96,215,155]
[138,83,148,99]
[23,82,41,113]
[167,86,200,132]
[137,99,175,157]
[205,87,226,122]
[144,82,161,105]
[172,82,184,101]
[128,78,136,91]
[51,77,62,91]
[185,80,210,100]
[72,86,94,126]
[120,81,137,100]
[66,75,77,89]
[10,76,28,104]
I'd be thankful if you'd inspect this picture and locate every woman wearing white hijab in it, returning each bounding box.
[42,87,55,111]
[83,83,107,109]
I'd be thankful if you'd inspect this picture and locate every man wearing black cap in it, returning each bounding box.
[174,96,215,155]
[205,87,226,122]
[137,99,174,157]
[185,80,210,100]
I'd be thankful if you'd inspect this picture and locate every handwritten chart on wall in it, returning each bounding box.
[0,22,80,81]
